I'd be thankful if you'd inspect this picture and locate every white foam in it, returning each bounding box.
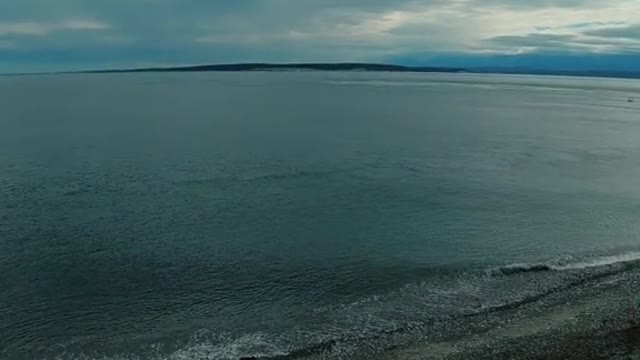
[489,251,640,277]
[166,333,287,360]
[554,251,640,271]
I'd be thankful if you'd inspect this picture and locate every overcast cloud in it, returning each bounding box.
[1,0,639,72]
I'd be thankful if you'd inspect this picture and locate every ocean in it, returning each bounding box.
[2,71,640,360]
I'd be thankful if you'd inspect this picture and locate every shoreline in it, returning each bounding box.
[378,269,640,360]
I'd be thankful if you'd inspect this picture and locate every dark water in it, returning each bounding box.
[2,72,640,360]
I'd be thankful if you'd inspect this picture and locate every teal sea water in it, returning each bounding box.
[2,72,640,359]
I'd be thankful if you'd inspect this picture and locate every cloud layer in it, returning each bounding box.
[1,0,639,72]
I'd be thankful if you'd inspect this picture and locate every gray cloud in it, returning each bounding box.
[584,24,640,39]
[0,0,600,46]
[563,21,625,29]
[1,2,414,41]
[489,33,576,47]
[470,0,601,9]
[485,31,640,54]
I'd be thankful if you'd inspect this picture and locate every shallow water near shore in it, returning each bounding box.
[2,72,640,359]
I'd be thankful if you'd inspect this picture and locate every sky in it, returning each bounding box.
[1,0,640,73]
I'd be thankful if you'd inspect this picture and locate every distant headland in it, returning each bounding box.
[86,63,467,74]
[4,63,640,79]
[82,63,640,79]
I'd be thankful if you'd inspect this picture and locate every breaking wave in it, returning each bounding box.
[489,251,640,276]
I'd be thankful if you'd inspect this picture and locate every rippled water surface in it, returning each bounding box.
[2,72,640,359]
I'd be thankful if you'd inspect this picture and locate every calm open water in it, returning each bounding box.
[2,72,640,359]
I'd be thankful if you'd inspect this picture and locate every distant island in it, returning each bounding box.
[86,63,467,74]
[4,62,639,79]
[82,63,640,79]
